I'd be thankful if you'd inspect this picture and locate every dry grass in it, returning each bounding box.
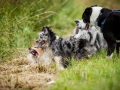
[0,55,57,90]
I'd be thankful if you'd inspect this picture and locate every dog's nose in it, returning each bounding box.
[36,40,38,43]
[28,47,31,50]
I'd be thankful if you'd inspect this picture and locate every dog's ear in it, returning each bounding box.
[82,7,92,23]
[86,7,92,13]
[83,7,92,16]
[42,26,49,33]
[74,20,79,24]
[45,26,49,29]
[42,26,45,31]
[45,26,49,32]
[90,5,97,7]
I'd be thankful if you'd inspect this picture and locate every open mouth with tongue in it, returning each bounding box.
[29,48,39,58]
[40,40,45,46]
[85,23,89,30]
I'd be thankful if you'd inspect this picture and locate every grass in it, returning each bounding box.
[0,57,57,89]
[0,0,71,62]
[0,0,120,90]
[0,50,120,90]
[50,51,120,90]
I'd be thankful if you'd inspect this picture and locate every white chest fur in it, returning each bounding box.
[90,7,102,25]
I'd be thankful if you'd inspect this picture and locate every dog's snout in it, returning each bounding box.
[36,40,39,43]
[28,47,31,50]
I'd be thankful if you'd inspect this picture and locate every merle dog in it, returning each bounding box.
[36,26,91,70]
[74,19,107,50]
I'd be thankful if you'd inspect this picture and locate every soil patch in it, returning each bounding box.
[0,57,57,90]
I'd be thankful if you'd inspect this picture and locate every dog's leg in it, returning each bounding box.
[116,42,120,55]
[106,42,116,59]
[97,32,104,48]
[54,56,65,70]
[103,32,116,58]
[94,40,100,50]
[90,31,97,45]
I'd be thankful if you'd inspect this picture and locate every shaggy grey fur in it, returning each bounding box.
[74,19,108,50]
[36,26,91,70]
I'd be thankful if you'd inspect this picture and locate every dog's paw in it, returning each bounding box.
[106,53,113,59]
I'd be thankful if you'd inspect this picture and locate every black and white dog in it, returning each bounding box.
[74,19,107,50]
[82,5,120,58]
[73,22,98,56]
[36,26,91,70]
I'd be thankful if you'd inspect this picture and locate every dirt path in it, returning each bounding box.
[0,57,57,90]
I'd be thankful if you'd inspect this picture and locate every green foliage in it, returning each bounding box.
[0,0,120,89]
[50,1,84,36]
[0,0,85,62]
[50,51,120,90]
[0,0,72,62]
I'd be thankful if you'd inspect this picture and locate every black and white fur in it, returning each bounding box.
[74,19,107,49]
[73,26,98,56]
[82,5,120,58]
[36,26,91,70]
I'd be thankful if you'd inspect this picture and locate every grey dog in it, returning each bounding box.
[36,26,92,70]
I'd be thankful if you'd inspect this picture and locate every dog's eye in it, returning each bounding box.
[39,35,43,39]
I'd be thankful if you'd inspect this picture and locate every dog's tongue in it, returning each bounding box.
[85,23,89,30]
[41,40,45,45]
[30,49,39,58]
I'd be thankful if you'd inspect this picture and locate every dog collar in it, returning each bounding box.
[101,17,108,32]
[94,21,98,25]
[101,10,120,32]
